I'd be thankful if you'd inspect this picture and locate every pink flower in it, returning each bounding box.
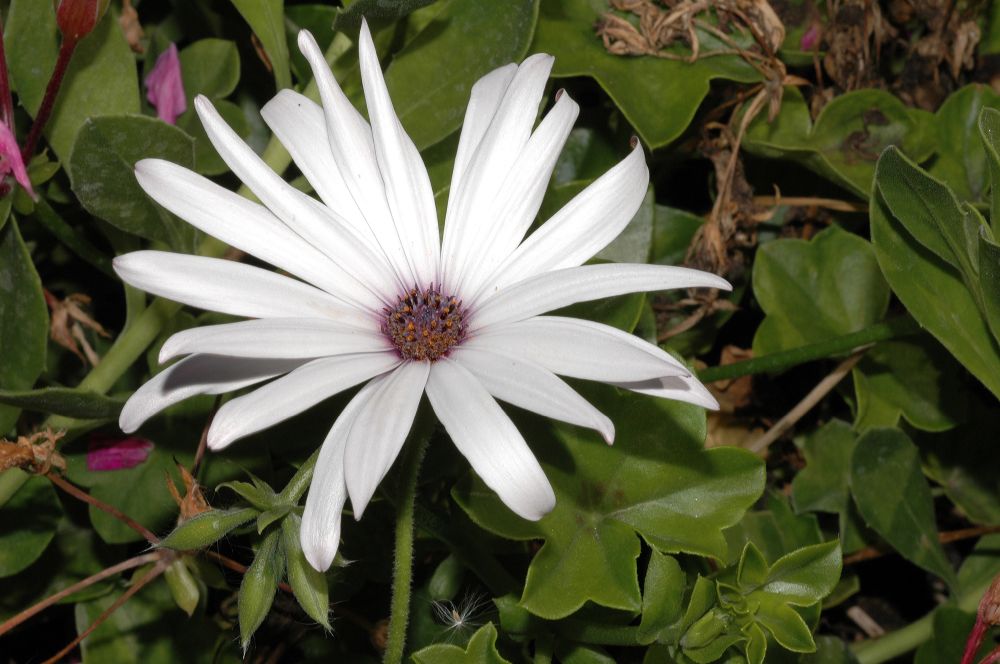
[800,24,820,51]
[87,433,154,471]
[0,121,33,197]
[145,43,186,125]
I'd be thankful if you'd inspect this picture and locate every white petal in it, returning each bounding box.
[452,92,580,297]
[113,251,358,320]
[159,318,389,362]
[194,96,398,305]
[441,53,554,292]
[451,346,614,443]
[426,358,554,521]
[358,20,439,286]
[344,362,429,518]
[207,352,401,450]
[297,30,414,286]
[472,143,649,299]
[448,63,517,215]
[119,354,302,433]
[301,388,372,572]
[612,374,720,410]
[470,264,731,330]
[260,89,371,237]
[467,315,688,382]
[135,159,363,302]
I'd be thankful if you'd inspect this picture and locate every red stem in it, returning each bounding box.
[21,37,77,162]
[0,17,14,128]
[964,617,989,664]
[47,472,160,545]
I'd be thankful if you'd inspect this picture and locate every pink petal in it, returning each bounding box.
[0,122,34,198]
[87,434,155,471]
[800,25,820,51]
[145,43,187,125]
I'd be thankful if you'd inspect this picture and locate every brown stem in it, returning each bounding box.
[0,552,160,638]
[748,350,866,454]
[21,37,78,162]
[844,525,1000,566]
[47,472,160,544]
[41,561,166,664]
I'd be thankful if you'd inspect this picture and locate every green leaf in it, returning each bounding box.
[534,0,758,148]
[76,574,220,664]
[724,492,823,566]
[238,527,283,650]
[178,39,241,101]
[158,507,258,551]
[384,0,538,150]
[230,0,291,91]
[914,606,983,664]
[759,541,842,606]
[752,225,889,355]
[651,205,704,267]
[849,428,958,588]
[792,420,857,515]
[737,542,770,590]
[916,406,1000,525]
[744,87,936,198]
[218,479,277,511]
[163,559,200,617]
[282,514,330,629]
[454,387,764,619]
[871,183,1000,399]
[0,476,62,577]
[754,600,815,652]
[69,115,197,249]
[7,5,139,161]
[0,219,48,433]
[637,551,686,644]
[978,106,1000,233]
[851,337,969,433]
[555,642,616,664]
[803,636,860,663]
[412,622,511,664]
[979,230,1000,344]
[333,0,437,32]
[0,387,124,420]
[875,147,983,293]
[429,554,465,601]
[928,84,1000,203]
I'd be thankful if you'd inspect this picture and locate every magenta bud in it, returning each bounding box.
[56,0,109,43]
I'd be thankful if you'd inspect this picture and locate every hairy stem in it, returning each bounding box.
[383,428,431,664]
[696,316,920,384]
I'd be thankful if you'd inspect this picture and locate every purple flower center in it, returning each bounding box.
[382,285,466,361]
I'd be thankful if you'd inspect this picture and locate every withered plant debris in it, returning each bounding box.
[0,429,66,475]
[44,290,111,366]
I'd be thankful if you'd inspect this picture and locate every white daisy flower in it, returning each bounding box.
[115,22,729,572]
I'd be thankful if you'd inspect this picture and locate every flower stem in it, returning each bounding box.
[47,471,160,544]
[851,572,991,663]
[21,38,78,162]
[696,316,920,384]
[0,551,159,638]
[383,417,432,664]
